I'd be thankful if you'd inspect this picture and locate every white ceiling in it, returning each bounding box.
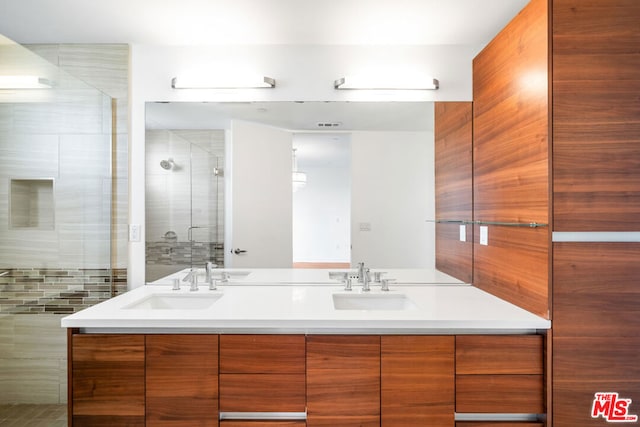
[0,0,528,46]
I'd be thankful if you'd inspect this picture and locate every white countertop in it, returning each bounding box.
[62,272,550,334]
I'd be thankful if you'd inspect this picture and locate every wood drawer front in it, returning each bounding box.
[221,422,305,427]
[71,334,145,422]
[220,335,305,374]
[146,335,219,426]
[456,335,543,374]
[456,375,544,413]
[306,335,380,423]
[219,373,306,412]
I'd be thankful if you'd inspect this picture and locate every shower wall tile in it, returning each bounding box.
[59,134,111,178]
[0,134,59,178]
[0,358,61,404]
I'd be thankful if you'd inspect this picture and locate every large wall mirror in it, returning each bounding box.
[145,101,440,280]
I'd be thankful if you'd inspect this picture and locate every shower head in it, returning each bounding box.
[160,159,175,170]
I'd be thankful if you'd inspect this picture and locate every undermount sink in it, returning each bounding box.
[123,293,223,310]
[332,293,417,311]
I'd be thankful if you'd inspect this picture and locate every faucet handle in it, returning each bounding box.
[341,273,352,291]
[373,271,387,283]
[381,278,396,292]
[189,273,199,291]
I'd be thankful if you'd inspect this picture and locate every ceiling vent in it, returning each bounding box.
[316,122,342,128]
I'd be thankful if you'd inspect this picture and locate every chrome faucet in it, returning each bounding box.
[182,268,198,291]
[205,262,216,284]
[362,268,372,291]
[357,262,365,283]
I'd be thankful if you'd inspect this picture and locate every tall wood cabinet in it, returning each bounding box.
[436,0,640,425]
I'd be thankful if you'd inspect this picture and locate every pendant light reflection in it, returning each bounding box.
[292,148,307,192]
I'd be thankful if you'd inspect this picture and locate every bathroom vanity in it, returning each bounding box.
[62,269,550,427]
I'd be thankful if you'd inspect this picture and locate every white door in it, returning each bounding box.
[226,120,292,268]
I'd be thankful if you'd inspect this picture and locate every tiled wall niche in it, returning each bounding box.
[9,179,55,229]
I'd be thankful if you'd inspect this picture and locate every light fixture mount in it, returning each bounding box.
[171,76,276,89]
[334,76,439,90]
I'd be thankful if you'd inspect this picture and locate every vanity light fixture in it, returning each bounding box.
[171,76,276,89]
[334,76,439,90]
[0,75,53,89]
[292,148,307,192]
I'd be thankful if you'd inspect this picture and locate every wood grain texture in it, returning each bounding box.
[553,243,640,337]
[456,375,544,414]
[472,0,550,318]
[553,0,640,230]
[71,334,145,425]
[436,223,473,283]
[219,335,305,374]
[146,335,218,426]
[473,225,549,318]
[473,0,549,224]
[219,374,306,412]
[381,336,455,426]
[434,102,474,283]
[456,335,543,375]
[306,335,380,425]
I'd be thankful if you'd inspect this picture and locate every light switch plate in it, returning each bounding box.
[459,224,466,242]
[480,226,488,246]
[129,224,141,242]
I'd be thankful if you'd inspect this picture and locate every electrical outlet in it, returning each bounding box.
[480,226,488,246]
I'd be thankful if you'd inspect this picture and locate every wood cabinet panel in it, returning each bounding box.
[553,243,640,337]
[146,334,219,426]
[456,375,544,414]
[472,0,550,318]
[306,335,380,425]
[219,373,306,412]
[381,336,454,426]
[71,334,145,425]
[220,334,305,374]
[435,102,473,283]
[456,335,543,375]
[553,0,640,230]
[473,226,549,318]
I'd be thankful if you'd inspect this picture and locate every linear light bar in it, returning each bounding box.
[171,76,276,89]
[334,76,439,90]
[0,76,53,89]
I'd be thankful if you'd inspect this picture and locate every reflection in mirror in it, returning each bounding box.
[145,129,224,281]
[145,102,436,276]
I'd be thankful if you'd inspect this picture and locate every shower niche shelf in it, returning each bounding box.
[10,178,55,230]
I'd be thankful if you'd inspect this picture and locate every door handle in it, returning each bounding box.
[233,248,247,255]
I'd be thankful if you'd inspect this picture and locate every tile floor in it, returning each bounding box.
[0,404,66,426]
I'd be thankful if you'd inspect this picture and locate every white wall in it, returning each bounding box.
[130,44,476,285]
[351,131,435,268]
[292,140,351,264]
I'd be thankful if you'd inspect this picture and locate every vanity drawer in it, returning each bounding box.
[219,373,306,412]
[456,335,543,374]
[456,374,544,413]
[220,335,305,374]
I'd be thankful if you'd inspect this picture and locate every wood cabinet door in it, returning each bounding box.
[146,334,219,427]
[306,335,380,426]
[382,336,455,426]
[71,334,145,427]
